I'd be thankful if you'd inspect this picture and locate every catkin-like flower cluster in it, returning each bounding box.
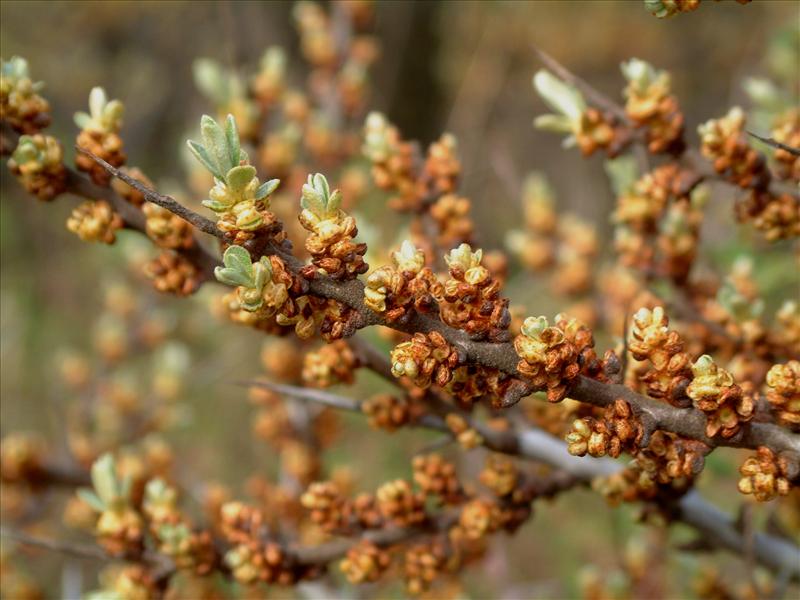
[514,315,580,402]
[433,244,510,342]
[737,447,795,502]
[698,107,769,190]
[144,252,202,297]
[74,87,126,186]
[621,59,685,154]
[365,240,436,320]
[629,306,693,407]
[7,134,66,200]
[0,56,51,133]
[566,399,644,458]
[66,200,124,244]
[302,340,360,388]
[765,361,800,430]
[299,173,368,280]
[687,354,755,439]
[390,331,460,389]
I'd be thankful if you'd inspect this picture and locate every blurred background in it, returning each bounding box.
[1,1,798,598]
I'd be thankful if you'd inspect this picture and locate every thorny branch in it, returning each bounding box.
[84,151,800,457]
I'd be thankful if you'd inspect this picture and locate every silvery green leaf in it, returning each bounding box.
[74,111,92,130]
[200,114,232,177]
[88,86,107,119]
[252,258,272,290]
[301,178,326,216]
[255,179,280,200]
[532,114,573,134]
[90,453,118,505]
[313,173,330,200]
[193,58,228,106]
[225,114,241,166]
[187,140,223,180]
[77,488,106,512]
[604,156,639,196]
[201,199,229,213]
[533,70,586,124]
[214,245,255,287]
[327,189,342,213]
[225,165,256,190]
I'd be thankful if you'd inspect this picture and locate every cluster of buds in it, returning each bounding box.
[142,479,216,573]
[734,189,800,242]
[774,301,800,356]
[479,454,519,498]
[412,454,463,505]
[0,56,50,133]
[514,315,580,402]
[7,134,66,200]
[362,112,418,211]
[144,251,201,297]
[629,306,693,406]
[302,340,360,387]
[362,393,420,431]
[420,133,460,198]
[766,361,799,430]
[505,174,558,271]
[142,202,195,250]
[299,173,368,280]
[77,454,144,555]
[74,87,126,186]
[621,59,684,154]
[657,188,705,283]
[0,433,45,483]
[252,46,287,108]
[365,240,435,320]
[220,501,317,585]
[738,447,796,502]
[66,200,124,244]
[428,193,474,249]
[771,109,799,182]
[340,540,392,584]
[88,565,156,600]
[189,115,280,241]
[434,244,510,341]
[300,481,349,532]
[644,0,699,18]
[214,245,291,318]
[687,354,755,439]
[445,413,484,450]
[597,431,705,504]
[533,70,629,157]
[698,107,770,190]
[277,294,358,341]
[390,331,460,389]
[403,539,450,596]
[456,497,503,542]
[375,479,427,527]
[566,399,644,458]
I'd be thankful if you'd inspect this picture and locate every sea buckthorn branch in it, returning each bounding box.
[241,381,799,576]
[0,121,221,284]
[76,151,800,459]
[533,47,799,202]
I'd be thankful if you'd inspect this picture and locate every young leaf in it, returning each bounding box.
[187,139,223,180]
[90,453,118,506]
[255,179,280,200]
[77,488,106,512]
[88,86,107,119]
[214,245,255,287]
[200,115,232,179]
[224,114,241,167]
[225,165,257,191]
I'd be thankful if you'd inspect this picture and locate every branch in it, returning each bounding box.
[251,381,800,577]
[80,152,800,458]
